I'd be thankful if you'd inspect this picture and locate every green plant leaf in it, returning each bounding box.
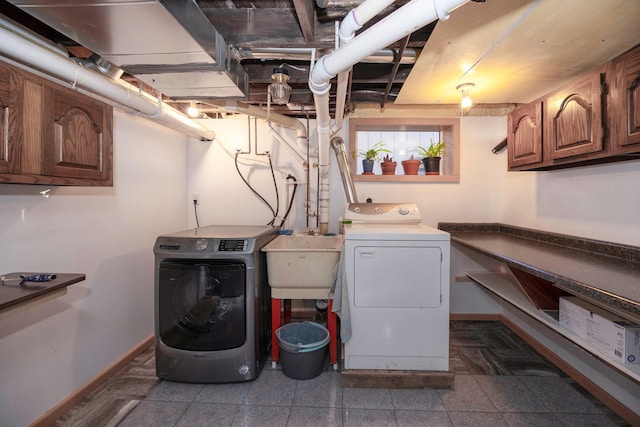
[411,138,446,158]
[351,140,391,161]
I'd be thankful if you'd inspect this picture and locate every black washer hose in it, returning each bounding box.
[280,174,298,228]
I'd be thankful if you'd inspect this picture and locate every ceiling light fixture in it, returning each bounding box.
[456,83,475,108]
[187,101,200,118]
[269,67,292,105]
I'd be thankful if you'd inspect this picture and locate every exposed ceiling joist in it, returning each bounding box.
[292,0,316,42]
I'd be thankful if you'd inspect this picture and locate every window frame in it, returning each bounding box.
[348,118,460,182]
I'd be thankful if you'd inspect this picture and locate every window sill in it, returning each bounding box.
[352,174,460,183]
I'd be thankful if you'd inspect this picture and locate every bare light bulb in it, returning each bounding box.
[461,94,473,108]
[187,102,199,118]
[456,83,475,109]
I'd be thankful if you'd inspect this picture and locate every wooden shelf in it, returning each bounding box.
[439,223,640,323]
[0,272,85,317]
[466,270,640,384]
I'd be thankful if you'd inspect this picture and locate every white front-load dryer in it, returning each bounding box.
[343,204,450,371]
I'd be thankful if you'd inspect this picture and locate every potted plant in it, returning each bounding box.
[412,139,446,175]
[352,141,390,175]
[401,155,421,175]
[380,154,397,175]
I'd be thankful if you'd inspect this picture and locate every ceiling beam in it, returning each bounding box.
[381,35,410,109]
[292,0,316,42]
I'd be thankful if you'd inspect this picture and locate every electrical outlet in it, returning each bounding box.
[192,193,200,205]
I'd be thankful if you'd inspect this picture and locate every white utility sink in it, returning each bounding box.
[262,235,344,299]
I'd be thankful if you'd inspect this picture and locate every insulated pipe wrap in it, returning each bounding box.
[0,25,215,140]
[209,100,308,139]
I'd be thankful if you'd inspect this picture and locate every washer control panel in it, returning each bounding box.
[218,239,248,251]
[345,203,421,224]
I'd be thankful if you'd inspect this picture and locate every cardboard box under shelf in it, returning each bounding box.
[559,296,640,364]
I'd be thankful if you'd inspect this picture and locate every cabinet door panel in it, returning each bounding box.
[54,107,102,170]
[508,102,543,169]
[545,72,603,160]
[5,69,46,176]
[44,88,112,181]
[0,64,8,174]
[20,79,46,174]
[0,103,7,174]
[613,47,640,152]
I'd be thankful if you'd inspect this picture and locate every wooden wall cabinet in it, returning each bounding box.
[544,71,604,161]
[611,46,640,154]
[0,61,112,186]
[507,45,640,171]
[507,102,543,170]
[0,63,9,175]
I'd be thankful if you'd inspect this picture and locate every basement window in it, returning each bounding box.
[349,118,460,182]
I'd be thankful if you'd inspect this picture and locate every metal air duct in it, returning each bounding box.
[7,0,248,99]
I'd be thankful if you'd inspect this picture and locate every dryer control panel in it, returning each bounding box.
[345,203,421,224]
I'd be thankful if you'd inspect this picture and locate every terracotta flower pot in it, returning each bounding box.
[401,159,421,175]
[381,161,397,175]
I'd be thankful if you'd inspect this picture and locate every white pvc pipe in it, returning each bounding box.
[334,0,396,132]
[208,100,307,139]
[340,0,397,44]
[266,124,306,163]
[208,100,312,158]
[0,25,215,141]
[311,0,468,94]
[310,0,470,230]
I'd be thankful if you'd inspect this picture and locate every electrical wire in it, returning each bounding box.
[268,155,280,223]
[193,199,200,228]
[234,151,277,224]
[280,175,298,228]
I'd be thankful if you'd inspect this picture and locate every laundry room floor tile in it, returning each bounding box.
[51,321,632,427]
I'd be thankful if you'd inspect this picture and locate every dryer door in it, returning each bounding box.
[353,245,442,308]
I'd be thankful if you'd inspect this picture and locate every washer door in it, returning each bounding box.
[353,245,442,308]
[158,260,246,351]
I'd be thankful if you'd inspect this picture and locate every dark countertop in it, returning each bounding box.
[438,223,640,320]
[0,272,86,313]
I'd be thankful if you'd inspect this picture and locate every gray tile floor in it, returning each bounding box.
[53,321,631,426]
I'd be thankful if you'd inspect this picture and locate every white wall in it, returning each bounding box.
[188,115,507,232]
[187,116,345,233]
[0,111,189,427]
[350,116,506,228]
[501,158,640,246]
